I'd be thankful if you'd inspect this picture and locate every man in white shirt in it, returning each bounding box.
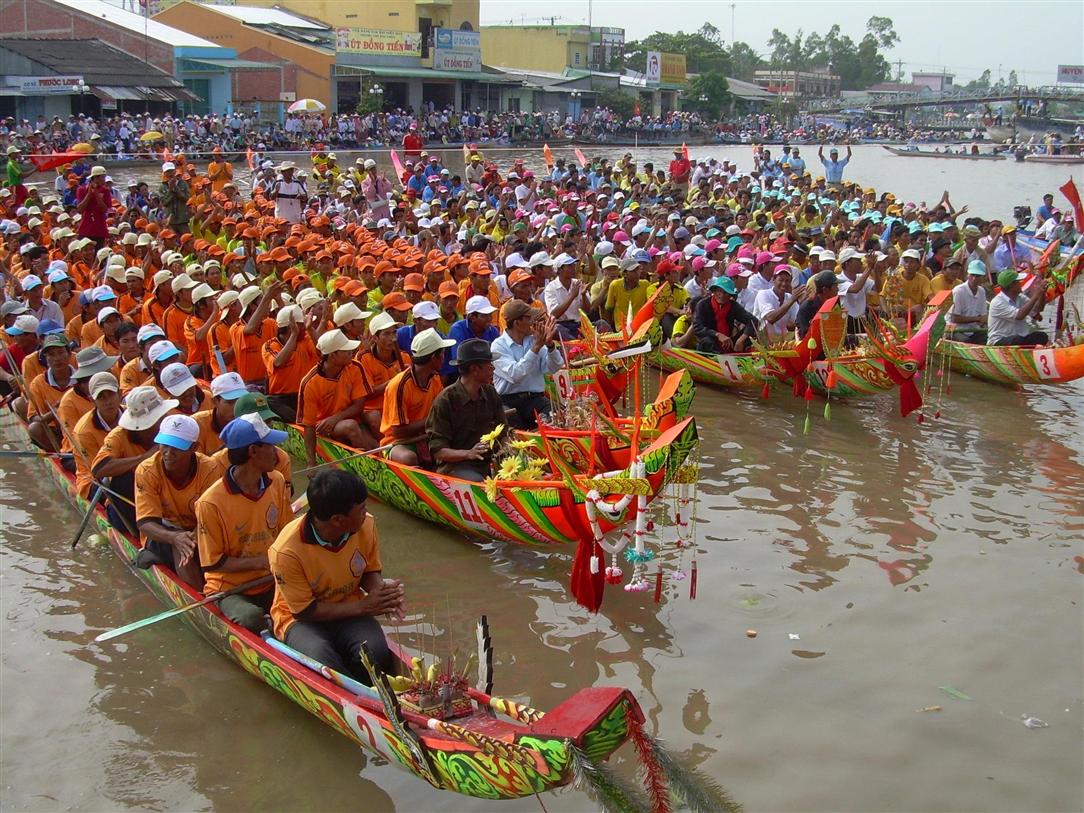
[753,265,806,341]
[491,300,564,429]
[987,269,1048,346]
[269,163,306,224]
[947,261,989,343]
[836,247,875,334]
[542,253,588,339]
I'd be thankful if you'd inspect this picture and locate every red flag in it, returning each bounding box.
[681,141,690,163]
[245,147,255,171]
[542,143,553,169]
[1059,177,1084,228]
[574,148,588,168]
[28,152,84,172]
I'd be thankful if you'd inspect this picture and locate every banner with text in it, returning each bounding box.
[433,28,481,72]
[661,53,687,84]
[1056,65,1084,84]
[335,27,421,57]
[17,75,84,94]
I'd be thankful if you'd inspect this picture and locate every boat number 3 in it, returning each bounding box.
[1034,349,1060,380]
[717,357,743,383]
[449,482,488,530]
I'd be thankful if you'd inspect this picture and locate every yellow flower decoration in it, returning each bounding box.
[509,438,536,452]
[480,424,505,447]
[483,477,499,502]
[497,456,522,480]
[520,459,547,481]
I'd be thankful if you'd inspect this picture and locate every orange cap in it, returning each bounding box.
[382,292,412,311]
[402,273,424,292]
[438,281,460,298]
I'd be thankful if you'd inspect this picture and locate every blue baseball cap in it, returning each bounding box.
[36,318,65,336]
[154,414,199,451]
[220,413,287,450]
[709,276,737,295]
[632,249,652,264]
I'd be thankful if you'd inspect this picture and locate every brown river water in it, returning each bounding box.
[2,146,1082,812]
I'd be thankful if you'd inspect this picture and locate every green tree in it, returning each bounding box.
[596,86,638,119]
[727,42,764,81]
[356,91,382,115]
[688,71,732,118]
[624,27,733,76]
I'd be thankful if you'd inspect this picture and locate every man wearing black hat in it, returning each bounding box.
[425,338,505,482]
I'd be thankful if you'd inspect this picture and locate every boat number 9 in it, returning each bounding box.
[449,482,488,530]
[553,369,574,402]
[717,357,743,383]
[1034,349,1060,380]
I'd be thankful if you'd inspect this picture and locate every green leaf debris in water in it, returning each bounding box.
[740,597,761,607]
[938,685,973,701]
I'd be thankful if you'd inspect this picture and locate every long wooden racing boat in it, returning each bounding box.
[280,415,698,548]
[11,419,648,800]
[938,339,1084,385]
[881,145,1006,161]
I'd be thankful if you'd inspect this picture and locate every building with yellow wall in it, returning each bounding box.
[481,25,592,74]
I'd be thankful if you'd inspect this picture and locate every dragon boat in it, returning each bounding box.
[280,412,698,549]
[938,339,1084,385]
[7,417,649,801]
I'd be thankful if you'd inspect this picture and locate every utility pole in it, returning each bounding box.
[896,59,903,82]
[730,3,736,45]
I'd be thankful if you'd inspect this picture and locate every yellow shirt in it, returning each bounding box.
[605,279,649,331]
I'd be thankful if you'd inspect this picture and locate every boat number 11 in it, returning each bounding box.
[449,482,488,530]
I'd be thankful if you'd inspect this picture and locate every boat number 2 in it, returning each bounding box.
[717,357,743,383]
[1034,349,1060,380]
[449,482,488,530]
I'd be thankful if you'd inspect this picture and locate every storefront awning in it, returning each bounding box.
[182,58,276,71]
[92,84,199,102]
[336,65,516,83]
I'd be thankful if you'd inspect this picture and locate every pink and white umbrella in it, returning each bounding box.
[287,98,326,114]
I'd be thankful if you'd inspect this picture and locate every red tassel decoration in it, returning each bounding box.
[917,413,925,424]
[625,707,672,813]
[761,381,770,399]
[804,387,815,402]
[654,570,663,603]
[793,377,805,398]
[934,409,941,419]
[690,559,698,600]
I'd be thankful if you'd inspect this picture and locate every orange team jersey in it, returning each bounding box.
[163,303,191,348]
[298,362,367,428]
[379,367,443,446]
[55,294,82,325]
[20,351,45,384]
[119,357,152,394]
[268,512,383,640]
[65,314,84,345]
[135,451,223,538]
[142,297,168,329]
[192,408,227,455]
[69,261,94,289]
[211,445,293,490]
[79,319,103,348]
[92,425,153,479]
[261,334,319,396]
[72,409,112,498]
[117,293,144,326]
[56,386,93,436]
[182,314,209,368]
[457,279,500,314]
[27,370,71,420]
[93,334,122,356]
[195,468,293,596]
[230,318,276,383]
[356,349,409,411]
[207,321,233,378]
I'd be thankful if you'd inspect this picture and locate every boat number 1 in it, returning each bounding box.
[717,357,743,383]
[1034,349,1060,381]
[449,483,488,530]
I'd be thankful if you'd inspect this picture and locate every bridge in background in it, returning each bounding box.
[803,85,1084,114]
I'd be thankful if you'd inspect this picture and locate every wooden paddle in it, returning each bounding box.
[70,480,107,550]
[94,575,273,643]
[293,442,394,476]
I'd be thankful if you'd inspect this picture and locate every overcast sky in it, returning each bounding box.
[479,0,1084,85]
